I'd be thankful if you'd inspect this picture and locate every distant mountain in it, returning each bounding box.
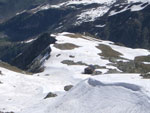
[0,0,61,22]
[0,0,150,49]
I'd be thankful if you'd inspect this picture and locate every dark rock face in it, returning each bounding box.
[11,33,56,72]
[27,47,51,73]
[64,85,73,91]
[44,92,57,99]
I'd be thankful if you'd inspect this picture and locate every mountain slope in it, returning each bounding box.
[0,0,150,113]
[23,78,150,113]
[0,0,50,22]
[0,0,150,49]
[0,33,150,113]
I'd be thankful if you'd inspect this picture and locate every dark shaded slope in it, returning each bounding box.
[0,0,49,22]
[0,8,74,41]
[11,33,56,71]
[102,4,150,48]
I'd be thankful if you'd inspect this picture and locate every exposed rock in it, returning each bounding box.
[61,60,87,66]
[44,92,57,99]
[93,65,107,69]
[109,57,118,63]
[69,55,75,58]
[84,65,96,74]
[64,85,73,91]
[106,69,120,74]
[140,73,150,79]
[0,111,14,113]
[27,47,50,73]
[134,55,150,62]
[92,71,102,75]
[56,54,61,57]
[116,61,150,73]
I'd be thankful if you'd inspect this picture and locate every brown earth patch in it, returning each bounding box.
[54,43,79,50]
[96,44,122,59]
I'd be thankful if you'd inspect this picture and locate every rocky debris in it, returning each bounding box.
[92,65,106,69]
[61,60,87,66]
[84,65,96,74]
[109,57,118,63]
[116,61,150,73]
[92,71,102,75]
[0,111,14,113]
[56,54,61,57]
[69,55,75,58]
[44,92,57,99]
[140,73,150,78]
[0,70,2,75]
[64,85,73,91]
[106,69,120,74]
[134,55,150,62]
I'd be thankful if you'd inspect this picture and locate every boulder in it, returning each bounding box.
[44,92,57,99]
[84,65,96,74]
[64,85,73,91]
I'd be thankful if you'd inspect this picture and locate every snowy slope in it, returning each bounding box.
[23,77,150,113]
[62,0,150,5]
[0,32,150,113]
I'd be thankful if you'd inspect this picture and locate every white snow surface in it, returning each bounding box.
[76,6,109,25]
[0,32,150,113]
[62,0,116,5]
[20,75,150,113]
[62,0,150,6]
